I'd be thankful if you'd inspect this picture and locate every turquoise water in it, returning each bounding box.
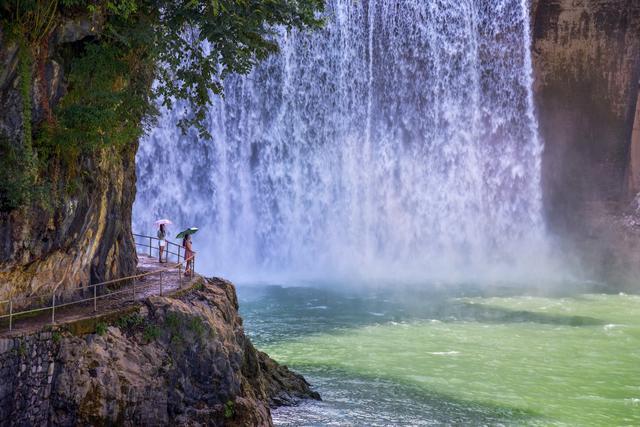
[238,285,640,426]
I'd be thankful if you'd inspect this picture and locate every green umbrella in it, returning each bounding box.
[176,227,198,239]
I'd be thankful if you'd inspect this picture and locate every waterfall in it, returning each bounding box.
[134,0,547,282]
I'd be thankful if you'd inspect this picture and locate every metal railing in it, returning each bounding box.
[0,233,196,333]
[133,233,195,272]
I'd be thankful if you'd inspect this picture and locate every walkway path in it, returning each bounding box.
[0,254,198,338]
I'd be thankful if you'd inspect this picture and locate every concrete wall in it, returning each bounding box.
[0,333,58,426]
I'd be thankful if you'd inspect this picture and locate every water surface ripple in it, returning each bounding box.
[239,286,640,426]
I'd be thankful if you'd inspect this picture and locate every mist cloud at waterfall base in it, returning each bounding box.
[189,227,575,290]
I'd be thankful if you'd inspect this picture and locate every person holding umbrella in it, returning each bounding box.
[155,219,172,263]
[177,227,198,276]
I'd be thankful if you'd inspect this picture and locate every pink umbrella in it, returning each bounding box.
[154,219,173,227]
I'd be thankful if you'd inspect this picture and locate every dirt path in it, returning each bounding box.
[0,255,197,338]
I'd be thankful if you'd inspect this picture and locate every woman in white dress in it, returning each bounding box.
[157,223,167,263]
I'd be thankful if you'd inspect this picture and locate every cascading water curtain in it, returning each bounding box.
[134,0,547,282]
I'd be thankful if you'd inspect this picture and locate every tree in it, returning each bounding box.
[0,0,325,137]
[0,0,324,211]
[154,0,325,136]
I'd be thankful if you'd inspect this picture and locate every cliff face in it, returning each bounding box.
[532,0,640,224]
[532,0,640,287]
[0,16,138,303]
[629,88,640,198]
[0,278,319,426]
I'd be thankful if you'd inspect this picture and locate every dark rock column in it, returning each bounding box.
[628,85,640,199]
[532,0,640,230]
[531,1,640,288]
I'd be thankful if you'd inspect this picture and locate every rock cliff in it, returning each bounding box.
[629,88,640,197]
[532,0,640,287]
[0,14,138,304]
[532,0,640,221]
[0,277,319,426]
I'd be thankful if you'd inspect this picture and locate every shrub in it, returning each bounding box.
[95,322,108,335]
[143,324,160,342]
[164,312,180,330]
[188,317,206,338]
[224,400,234,419]
[116,313,144,331]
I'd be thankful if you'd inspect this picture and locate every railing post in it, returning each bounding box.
[93,284,97,312]
[149,237,152,257]
[160,270,163,296]
[51,293,56,325]
[177,246,181,263]
[178,264,183,288]
[9,299,13,332]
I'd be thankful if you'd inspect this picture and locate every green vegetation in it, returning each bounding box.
[95,321,108,335]
[164,313,184,347]
[143,324,160,342]
[16,342,27,356]
[115,312,144,331]
[0,0,325,212]
[224,400,234,419]
[187,316,206,338]
[164,312,180,330]
[0,135,35,210]
[110,312,161,342]
[153,0,324,137]
[164,311,184,347]
[163,310,212,347]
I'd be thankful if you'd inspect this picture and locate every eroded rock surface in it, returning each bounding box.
[0,12,137,305]
[0,278,319,426]
[533,0,640,219]
[533,0,640,288]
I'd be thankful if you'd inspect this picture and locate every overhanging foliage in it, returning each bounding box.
[0,0,325,211]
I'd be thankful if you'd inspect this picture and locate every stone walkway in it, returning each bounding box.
[0,255,197,338]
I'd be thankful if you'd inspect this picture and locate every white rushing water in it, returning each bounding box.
[134,0,548,283]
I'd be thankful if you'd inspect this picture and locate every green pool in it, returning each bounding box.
[239,285,640,426]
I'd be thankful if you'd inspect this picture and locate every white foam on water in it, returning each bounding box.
[625,398,640,406]
[428,351,461,356]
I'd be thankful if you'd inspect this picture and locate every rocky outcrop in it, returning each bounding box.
[532,0,640,223]
[0,144,138,305]
[532,0,640,288]
[628,87,640,197]
[0,277,319,426]
[0,13,138,303]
